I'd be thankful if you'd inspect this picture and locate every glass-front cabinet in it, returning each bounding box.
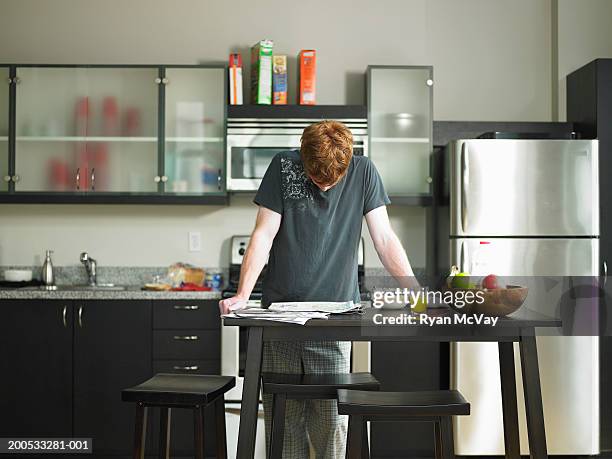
[1,64,226,203]
[367,66,433,197]
[164,67,225,195]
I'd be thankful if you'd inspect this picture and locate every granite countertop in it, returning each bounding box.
[0,286,222,301]
[0,266,224,300]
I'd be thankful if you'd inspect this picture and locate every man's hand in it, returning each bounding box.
[219,295,249,315]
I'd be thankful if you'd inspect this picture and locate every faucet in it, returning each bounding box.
[80,252,97,286]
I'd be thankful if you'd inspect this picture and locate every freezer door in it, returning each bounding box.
[449,139,599,237]
[451,238,600,455]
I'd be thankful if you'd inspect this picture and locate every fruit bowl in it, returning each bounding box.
[448,285,528,317]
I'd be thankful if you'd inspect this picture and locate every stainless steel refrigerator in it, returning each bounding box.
[436,139,600,455]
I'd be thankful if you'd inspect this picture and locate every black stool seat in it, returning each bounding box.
[263,372,379,398]
[264,372,380,458]
[122,374,235,459]
[339,389,470,459]
[122,373,235,406]
[337,389,470,417]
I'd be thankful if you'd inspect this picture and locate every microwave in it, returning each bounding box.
[227,116,368,191]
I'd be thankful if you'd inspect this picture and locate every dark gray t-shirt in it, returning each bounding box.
[254,150,390,307]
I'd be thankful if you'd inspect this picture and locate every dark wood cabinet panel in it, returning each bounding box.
[153,359,220,375]
[567,59,612,451]
[153,329,220,360]
[73,300,153,456]
[153,300,221,330]
[0,300,73,437]
[0,297,223,457]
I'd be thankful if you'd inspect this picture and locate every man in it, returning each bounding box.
[219,120,419,458]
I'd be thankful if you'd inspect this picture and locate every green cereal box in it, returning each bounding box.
[251,40,273,104]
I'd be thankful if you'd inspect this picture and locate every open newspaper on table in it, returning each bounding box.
[222,301,362,325]
[268,301,361,314]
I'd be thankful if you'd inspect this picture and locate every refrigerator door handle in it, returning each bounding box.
[604,261,608,286]
[461,143,469,233]
[459,240,469,272]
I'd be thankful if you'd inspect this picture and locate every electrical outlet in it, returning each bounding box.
[188,231,202,252]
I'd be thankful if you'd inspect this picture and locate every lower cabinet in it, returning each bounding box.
[150,300,221,458]
[0,298,222,459]
[73,300,152,456]
[0,300,73,438]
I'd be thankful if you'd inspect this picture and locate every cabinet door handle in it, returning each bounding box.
[90,168,95,191]
[604,261,608,287]
[61,305,67,328]
[78,305,83,328]
[76,168,80,191]
[173,335,199,341]
[173,305,199,310]
[173,365,199,371]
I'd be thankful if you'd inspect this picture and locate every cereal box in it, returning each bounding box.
[251,40,273,105]
[229,53,243,105]
[272,55,288,105]
[298,50,316,105]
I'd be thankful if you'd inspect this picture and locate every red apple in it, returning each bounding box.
[482,274,501,290]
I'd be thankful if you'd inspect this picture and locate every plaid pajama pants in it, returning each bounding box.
[262,341,352,459]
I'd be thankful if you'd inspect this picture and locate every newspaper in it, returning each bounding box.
[224,308,329,325]
[268,301,361,314]
[223,301,363,325]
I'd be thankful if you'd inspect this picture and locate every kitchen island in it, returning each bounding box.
[225,307,561,459]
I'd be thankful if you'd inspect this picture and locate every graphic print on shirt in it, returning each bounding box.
[280,156,314,207]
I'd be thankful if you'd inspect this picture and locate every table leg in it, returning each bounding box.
[236,326,264,459]
[498,342,520,459]
[519,335,548,459]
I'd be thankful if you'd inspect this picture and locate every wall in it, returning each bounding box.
[555,0,612,120]
[0,0,556,269]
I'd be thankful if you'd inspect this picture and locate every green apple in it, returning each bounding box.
[451,272,471,289]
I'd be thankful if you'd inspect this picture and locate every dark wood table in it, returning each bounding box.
[223,307,561,459]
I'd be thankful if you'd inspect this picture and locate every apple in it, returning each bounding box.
[482,274,501,290]
[451,272,471,289]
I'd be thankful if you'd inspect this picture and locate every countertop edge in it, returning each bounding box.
[0,289,222,300]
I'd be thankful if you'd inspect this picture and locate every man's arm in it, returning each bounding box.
[365,205,420,290]
[218,207,281,315]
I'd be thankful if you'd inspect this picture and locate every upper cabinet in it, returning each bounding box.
[164,67,225,195]
[367,66,433,199]
[1,64,227,204]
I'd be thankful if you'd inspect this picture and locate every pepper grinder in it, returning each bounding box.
[41,250,56,289]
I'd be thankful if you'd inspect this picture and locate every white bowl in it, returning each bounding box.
[4,270,33,282]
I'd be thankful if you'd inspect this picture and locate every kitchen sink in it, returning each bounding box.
[64,284,127,291]
[22,284,129,291]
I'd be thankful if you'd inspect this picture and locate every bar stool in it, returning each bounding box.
[122,373,235,459]
[337,389,470,459]
[263,372,380,459]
